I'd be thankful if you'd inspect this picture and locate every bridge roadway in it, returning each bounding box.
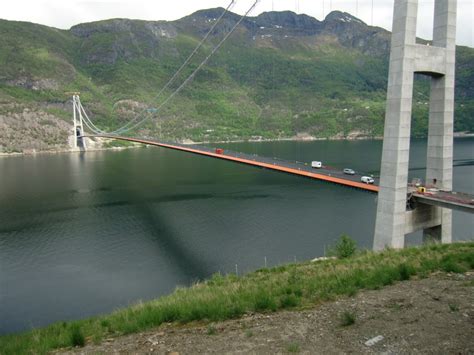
[96,135,380,192]
[94,135,473,213]
[411,190,474,214]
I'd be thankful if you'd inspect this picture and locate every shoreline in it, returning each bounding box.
[190,135,383,145]
[0,145,141,158]
[1,132,473,158]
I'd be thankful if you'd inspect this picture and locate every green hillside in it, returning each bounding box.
[0,9,473,152]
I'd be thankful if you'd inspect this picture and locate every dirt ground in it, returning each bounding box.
[62,272,474,354]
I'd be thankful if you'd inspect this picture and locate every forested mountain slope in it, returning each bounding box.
[0,9,472,152]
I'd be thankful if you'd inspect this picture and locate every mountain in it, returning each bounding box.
[0,9,473,152]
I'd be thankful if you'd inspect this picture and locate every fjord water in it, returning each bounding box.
[0,138,473,334]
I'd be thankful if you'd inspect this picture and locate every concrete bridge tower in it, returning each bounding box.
[374,0,457,250]
[68,93,87,150]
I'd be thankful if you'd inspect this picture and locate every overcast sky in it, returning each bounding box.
[1,0,472,47]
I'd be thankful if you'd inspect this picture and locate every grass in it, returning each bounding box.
[448,303,459,312]
[0,242,473,354]
[206,324,217,335]
[245,329,253,338]
[340,311,356,326]
[69,324,85,347]
[286,341,300,353]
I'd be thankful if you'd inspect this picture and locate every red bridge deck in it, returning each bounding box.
[97,135,380,192]
[93,135,474,213]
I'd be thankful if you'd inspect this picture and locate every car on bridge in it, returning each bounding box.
[343,168,355,175]
[311,161,322,168]
[361,176,375,184]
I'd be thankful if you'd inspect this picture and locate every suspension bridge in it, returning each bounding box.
[91,133,473,214]
[68,0,473,251]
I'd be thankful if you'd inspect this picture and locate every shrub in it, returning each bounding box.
[398,263,414,281]
[280,294,300,308]
[253,290,277,311]
[340,311,356,326]
[440,255,468,273]
[69,324,85,347]
[328,234,357,259]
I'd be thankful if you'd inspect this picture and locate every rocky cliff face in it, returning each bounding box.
[182,9,389,55]
[252,11,323,33]
[68,9,391,67]
[321,11,390,56]
[71,20,179,65]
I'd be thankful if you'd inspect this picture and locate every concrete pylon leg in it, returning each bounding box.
[423,0,457,244]
[423,76,454,245]
[374,0,457,251]
[373,0,418,251]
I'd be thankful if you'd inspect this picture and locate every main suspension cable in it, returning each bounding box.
[115,0,260,135]
[72,95,104,134]
[110,0,237,134]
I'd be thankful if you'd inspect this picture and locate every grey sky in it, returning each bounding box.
[1,0,472,46]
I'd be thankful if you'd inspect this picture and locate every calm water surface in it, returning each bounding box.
[0,138,473,334]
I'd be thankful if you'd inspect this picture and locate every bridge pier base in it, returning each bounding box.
[373,0,456,250]
[423,209,452,244]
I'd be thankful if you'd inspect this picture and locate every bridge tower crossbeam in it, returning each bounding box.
[374,0,457,250]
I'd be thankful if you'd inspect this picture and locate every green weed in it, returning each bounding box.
[328,234,357,259]
[448,303,459,312]
[398,263,414,281]
[280,294,300,309]
[286,341,300,353]
[69,324,85,347]
[206,324,217,335]
[340,311,356,326]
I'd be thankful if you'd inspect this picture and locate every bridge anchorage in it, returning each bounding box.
[374,0,459,250]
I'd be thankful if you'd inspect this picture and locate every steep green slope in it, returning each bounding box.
[1,242,473,354]
[0,9,472,152]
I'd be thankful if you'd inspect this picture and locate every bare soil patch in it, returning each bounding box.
[62,272,474,354]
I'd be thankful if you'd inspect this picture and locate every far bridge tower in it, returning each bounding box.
[68,93,87,150]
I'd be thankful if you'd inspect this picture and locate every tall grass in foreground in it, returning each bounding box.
[1,242,473,354]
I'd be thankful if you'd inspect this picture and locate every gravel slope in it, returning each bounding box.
[61,271,474,354]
